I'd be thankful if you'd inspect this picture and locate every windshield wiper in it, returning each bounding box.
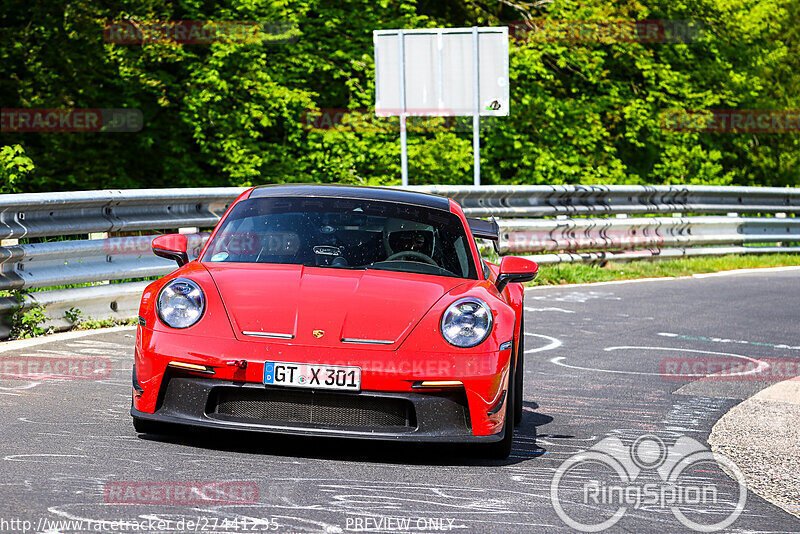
[366,261,456,278]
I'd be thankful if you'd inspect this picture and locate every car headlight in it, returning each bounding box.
[157,278,205,329]
[440,297,493,348]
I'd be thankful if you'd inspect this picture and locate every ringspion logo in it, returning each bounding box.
[551,434,746,531]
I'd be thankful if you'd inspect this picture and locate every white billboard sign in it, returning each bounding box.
[373,27,509,117]
[373,27,510,185]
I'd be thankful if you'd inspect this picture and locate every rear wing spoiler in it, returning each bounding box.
[467,217,499,241]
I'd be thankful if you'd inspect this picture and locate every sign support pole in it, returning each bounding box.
[472,26,481,187]
[398,29,409,186]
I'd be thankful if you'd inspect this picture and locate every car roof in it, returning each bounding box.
[248,184,452,211]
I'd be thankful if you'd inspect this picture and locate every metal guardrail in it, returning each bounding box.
[0,188,244,239]
[0,281,151,337]
[411,184,800,217]
[0,189,245,337]
[497,215,800,254]
[0,233,209,290]
[527,245,800,265]
[0,185,797,338]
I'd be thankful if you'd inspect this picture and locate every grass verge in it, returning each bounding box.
[530,253,800,286]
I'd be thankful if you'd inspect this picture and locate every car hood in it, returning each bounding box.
[204,263,470,348]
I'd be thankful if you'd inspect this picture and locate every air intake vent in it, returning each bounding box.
[210,388,415,430]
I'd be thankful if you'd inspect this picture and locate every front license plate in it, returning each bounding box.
[263,362,361,391]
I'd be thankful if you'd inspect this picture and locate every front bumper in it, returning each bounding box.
[133,327,511,440]
[130,375,504,443]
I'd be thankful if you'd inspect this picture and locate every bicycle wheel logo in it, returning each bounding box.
[550,434,747,532]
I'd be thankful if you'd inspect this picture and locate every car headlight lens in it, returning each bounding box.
[440,297,493,348]
[157,278,205,329]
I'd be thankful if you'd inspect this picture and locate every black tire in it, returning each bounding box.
[483,362,515,459]
[132,416,168,435]
[514,314,525,426]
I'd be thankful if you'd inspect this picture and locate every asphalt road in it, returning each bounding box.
[1,268,799,533]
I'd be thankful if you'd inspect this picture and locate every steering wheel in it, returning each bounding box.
[385,250,438,266]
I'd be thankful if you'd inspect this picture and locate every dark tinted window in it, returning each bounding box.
[202,197,477,279]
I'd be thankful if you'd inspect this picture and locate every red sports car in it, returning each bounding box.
[131,184,538,458]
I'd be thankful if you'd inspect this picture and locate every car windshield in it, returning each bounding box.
[201,196,478,279]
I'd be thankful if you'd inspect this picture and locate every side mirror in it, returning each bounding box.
[496,256,538,293]
[153,234,189,267]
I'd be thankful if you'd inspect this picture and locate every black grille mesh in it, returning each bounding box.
[211,388,413,429]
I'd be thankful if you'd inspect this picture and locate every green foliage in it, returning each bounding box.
[0,0,798,189]
[9,303,51,339]
[65,306,83,324]
[532,253,800,285]
[75,316,138,330]
[0,145,33,193]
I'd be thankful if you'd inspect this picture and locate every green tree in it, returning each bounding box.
[0,144,34,192]
[0,0,797,190]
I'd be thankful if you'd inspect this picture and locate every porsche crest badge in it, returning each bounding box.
[312,330,325,338]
